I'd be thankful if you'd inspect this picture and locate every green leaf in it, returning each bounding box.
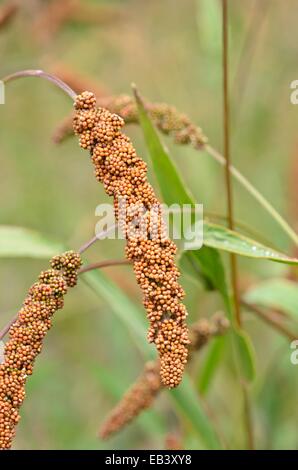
[133,86,195,206]
[198,337,226,394]
[244,279,298,318]
[180,248,229,300]
[202,222,298,266]
[0,225,63,259]
[170,375,222,449]
[232,329,256,382]
[179,246,214,290]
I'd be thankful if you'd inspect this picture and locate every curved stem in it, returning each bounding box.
[78,225,117,254]
[205,144,298,246]
[1,69,77,101]
[79,259,131,275]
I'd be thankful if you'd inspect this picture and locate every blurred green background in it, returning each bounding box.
[0,0,297,449]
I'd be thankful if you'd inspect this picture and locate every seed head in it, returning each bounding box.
[74,91,190,388]
[0,251,82,449]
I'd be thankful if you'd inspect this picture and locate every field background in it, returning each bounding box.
[0,0,297,449]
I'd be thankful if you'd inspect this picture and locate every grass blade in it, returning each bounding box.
[203,222,298,265]
[198,337,226,394]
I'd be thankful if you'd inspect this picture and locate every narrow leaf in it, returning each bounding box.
[232,329,256,382]
[133,85,195,206]
[203,222,298,265]
[180,248,229,300]
[198,337,226,394]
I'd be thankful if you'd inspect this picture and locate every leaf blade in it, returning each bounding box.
[203,222,298,265]
[198,337,226,394]
[133,85,195,206]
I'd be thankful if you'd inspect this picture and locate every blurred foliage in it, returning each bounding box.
[0,0,297,450]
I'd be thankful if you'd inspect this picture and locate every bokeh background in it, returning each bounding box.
[0,0,297,449]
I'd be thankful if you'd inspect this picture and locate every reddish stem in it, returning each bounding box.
[2,69,77,100]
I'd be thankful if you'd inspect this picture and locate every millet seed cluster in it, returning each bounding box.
[73,91,190,388]
[0,251,82,450]
[54,93,207,149]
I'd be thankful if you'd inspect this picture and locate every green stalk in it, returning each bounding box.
[221,0,254,450]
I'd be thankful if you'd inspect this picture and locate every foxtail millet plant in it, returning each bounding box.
[73,91,190,389]
[3,61,297,449]
[0,251,82,449]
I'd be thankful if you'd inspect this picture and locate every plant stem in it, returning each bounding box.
[205,144,298,246]
[1,69,77,100]
[222,0,254,451]
[222,0,241,328]
[78,235,98,255]
[78,225,117,254]
[79,259,131,274]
